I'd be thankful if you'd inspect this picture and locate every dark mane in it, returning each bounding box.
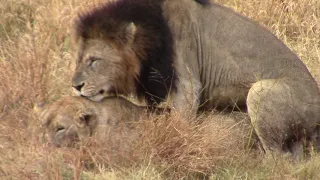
[76,0,176,106]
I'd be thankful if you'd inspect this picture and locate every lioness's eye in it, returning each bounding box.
[56,126,65,132]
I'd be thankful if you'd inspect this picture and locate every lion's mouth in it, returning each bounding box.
[74,84,119,101]
[86,88,118,101]
[101,86,118,96]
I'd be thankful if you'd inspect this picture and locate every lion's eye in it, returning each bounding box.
[88,57,100,67]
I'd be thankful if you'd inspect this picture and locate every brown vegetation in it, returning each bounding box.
[0,0,319,179]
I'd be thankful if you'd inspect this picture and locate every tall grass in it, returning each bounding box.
[0,0,319,179]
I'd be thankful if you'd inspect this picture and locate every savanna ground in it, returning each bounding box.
[0,0,320,179]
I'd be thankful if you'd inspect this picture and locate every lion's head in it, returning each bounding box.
[71,21,140,101]
[71,1,175,104]
[34,96,143,147]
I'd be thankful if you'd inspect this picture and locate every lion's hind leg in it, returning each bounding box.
[246,79,305,156]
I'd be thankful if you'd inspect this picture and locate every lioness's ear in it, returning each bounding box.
[33,102,47,115]
[76,111,97,128]
[33,102,52,127]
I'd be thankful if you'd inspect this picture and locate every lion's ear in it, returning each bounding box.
[114,22,137,46]
[124,22,137,44]
[76,111,97,128]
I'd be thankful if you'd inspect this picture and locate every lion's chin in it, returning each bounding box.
[85,89,118,102]
[86,94,107,102]
[73,88,82,96]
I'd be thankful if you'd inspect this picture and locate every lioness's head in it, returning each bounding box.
[35,97,98,147]
[35,96,144,147]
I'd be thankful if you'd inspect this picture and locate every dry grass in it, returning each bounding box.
[0,0,319,179]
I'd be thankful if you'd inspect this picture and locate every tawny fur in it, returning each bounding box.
[35,96,144,147]
[71,0,320,157]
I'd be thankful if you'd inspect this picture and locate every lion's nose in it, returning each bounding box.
[73,83,84,91]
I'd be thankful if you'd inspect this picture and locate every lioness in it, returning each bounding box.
[71,0,320,155]
[35,96,148,147]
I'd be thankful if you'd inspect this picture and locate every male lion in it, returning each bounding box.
[35,96,148,147]
[71,0,320,156]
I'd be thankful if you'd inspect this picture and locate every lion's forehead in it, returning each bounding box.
[80,39,118,61]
